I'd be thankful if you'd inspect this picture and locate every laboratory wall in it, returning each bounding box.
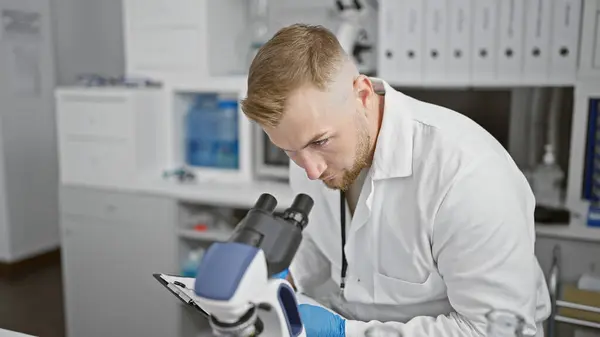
[50,0,125,85]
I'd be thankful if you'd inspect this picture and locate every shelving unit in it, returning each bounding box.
[547,247,600,336]
[554,315,600,330]
[164,77,254,183]
[178,228,231,242]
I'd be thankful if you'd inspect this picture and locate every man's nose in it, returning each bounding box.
[294,152,326,180]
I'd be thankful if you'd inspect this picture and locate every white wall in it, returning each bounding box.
[51,0,125,85]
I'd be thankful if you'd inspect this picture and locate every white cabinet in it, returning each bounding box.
[579,0,600,79]
[122,0,340,83]
[55,88,167,188]
[60,187,179,337]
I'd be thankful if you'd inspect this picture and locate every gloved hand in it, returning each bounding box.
[298,304,346,337]
[272,269,289,279]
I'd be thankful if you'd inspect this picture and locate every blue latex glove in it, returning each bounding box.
[272,269,289,279]
[298,304,346,337]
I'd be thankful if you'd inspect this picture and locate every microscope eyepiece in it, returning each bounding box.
[253,193,277,213]
[282,194,314,230]
[289,194,314,216]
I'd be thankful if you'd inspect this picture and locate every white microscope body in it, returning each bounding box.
[193,194,314,337]
[195,246,304,336]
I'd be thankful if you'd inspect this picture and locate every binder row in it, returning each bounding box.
[378,0,583,86]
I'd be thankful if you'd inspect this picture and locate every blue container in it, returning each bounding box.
[185,94,219,167]
[215,99,239,169]
[184,94,239,169]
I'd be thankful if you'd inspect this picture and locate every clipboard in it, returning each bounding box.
[152,273,209,318]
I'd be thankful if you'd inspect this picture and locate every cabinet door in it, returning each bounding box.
[61,192,178,337]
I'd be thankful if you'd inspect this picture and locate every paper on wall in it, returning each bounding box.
[1,9,42,98]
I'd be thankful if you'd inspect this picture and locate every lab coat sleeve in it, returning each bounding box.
[288,163,332,293]
[288,231,331,294]
[345,159,546,337]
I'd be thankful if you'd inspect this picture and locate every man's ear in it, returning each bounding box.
[353,75,375,111]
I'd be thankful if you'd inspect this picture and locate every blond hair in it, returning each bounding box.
[240,24,347,127]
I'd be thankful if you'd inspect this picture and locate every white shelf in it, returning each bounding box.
[178,228,231,242]
[166,74,575,92]
[147,179,295,210]
[170,76,247,93]
[555,315,600,330]
[535,223,600,243]
[63,177,296,210]
[384,77,576,88]
[555,300,600,330]
[557,300,600,315]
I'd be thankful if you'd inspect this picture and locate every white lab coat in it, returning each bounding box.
[288,80,551,337]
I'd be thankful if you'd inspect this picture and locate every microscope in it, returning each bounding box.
[193,193,314,336]
[334,0,378,75]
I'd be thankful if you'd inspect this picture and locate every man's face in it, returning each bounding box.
[263,82,372,191]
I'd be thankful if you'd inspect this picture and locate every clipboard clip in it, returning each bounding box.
[153,273,209,318]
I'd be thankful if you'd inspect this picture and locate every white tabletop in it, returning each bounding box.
[0,329,34,337]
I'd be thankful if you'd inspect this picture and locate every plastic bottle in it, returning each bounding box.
[486,310,525,337]
[364,326,402,337]
[185,94,219,167]
[215,98,239,169]
[182,249,204,278]
[531,144,565,208]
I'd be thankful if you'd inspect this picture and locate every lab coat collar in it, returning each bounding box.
[370,80,414,181]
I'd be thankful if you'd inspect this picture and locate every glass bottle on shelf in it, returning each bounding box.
[486,310,525,337]
[247,0,269,68]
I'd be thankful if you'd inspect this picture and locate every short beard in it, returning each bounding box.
[324,119,370,191]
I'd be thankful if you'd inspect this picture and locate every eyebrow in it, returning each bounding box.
[280,131,329,152]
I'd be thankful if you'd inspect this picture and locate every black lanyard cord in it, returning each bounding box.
[340,191,348,291]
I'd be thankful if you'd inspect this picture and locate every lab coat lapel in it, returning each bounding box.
[345,80,415,267]
[346,175,373,253]
[321,186,343,233]
[318,175,371,271]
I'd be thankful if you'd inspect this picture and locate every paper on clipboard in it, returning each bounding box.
[154,273,336,317]
[153,273,209,317]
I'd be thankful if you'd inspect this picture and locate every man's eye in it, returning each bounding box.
[312,138,329,147]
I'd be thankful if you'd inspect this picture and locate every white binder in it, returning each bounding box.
[578,0,600,78]
[423,0,449,84]
[523,0,552,82]
[447,0,472,83]
[397,0,425,84]
[470,0,498,83]
[497,0,525,83]
[378,0,401,83]
[548,0,583,83]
